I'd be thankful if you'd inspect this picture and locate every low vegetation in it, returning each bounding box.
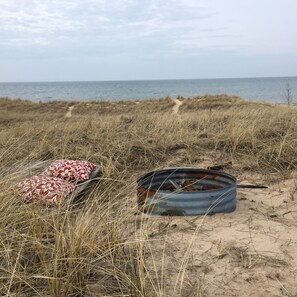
[0,95,296,296]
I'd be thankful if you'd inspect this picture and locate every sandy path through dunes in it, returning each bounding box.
[65,106,74,118]
[172,98,183,115]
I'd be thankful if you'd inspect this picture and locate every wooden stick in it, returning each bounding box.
[237,184,268,189]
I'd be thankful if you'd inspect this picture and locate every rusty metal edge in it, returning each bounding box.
[137,167,237,216]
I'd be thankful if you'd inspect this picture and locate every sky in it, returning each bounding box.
[1,0,297,82]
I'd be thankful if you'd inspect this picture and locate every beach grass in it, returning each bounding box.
[0,95,296,296]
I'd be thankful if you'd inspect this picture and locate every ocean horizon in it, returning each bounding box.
[0,76,296,103]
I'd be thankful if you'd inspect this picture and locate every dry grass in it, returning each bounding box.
[0,95,297,296]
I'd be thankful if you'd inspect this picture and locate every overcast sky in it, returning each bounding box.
[1,0,297,82]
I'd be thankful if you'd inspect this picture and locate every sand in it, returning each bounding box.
[172,98,183,115]
[134,170,297,296]
[65,105,75,118]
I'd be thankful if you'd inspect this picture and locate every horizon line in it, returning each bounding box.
[1,75,297,84]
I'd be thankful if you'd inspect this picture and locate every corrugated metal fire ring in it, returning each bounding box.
[137,167,237,216]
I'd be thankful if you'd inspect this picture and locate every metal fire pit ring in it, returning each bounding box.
[137,167,237,216]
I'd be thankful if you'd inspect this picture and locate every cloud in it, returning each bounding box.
[0,0,212,46]
[0,2,83,47]
[1,0,296,59]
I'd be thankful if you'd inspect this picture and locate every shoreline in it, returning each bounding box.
[1,76,296,103]
[1,94,293,106]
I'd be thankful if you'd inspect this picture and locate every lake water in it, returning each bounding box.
[0,76,296,103]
